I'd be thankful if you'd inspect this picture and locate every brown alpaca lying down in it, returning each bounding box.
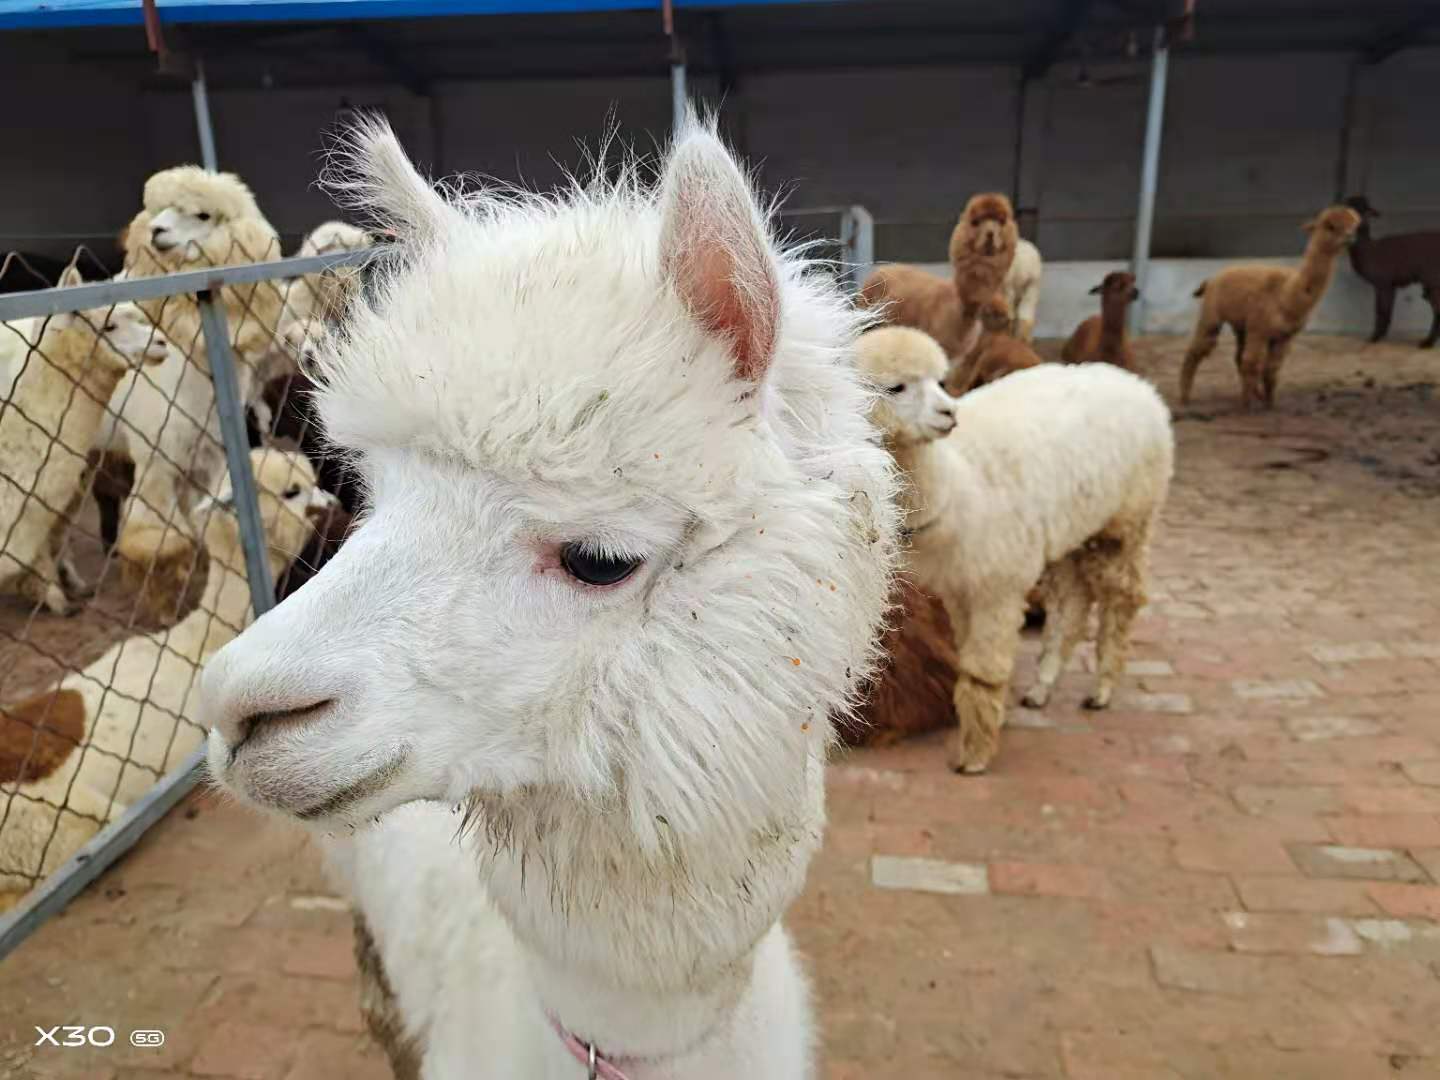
[1063,271,1139,371]
[952,293,1043,395]
[840,579,958,748]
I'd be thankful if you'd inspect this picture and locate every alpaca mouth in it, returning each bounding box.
[292,748,411,821]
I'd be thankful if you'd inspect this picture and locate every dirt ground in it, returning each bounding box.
[1,334,1438,1079]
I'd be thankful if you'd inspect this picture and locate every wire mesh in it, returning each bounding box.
[0,230,372,914]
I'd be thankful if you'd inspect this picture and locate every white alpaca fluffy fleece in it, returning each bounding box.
[1003,238,1043,341]
[201,115,899,1079]
[858,327,1172,773]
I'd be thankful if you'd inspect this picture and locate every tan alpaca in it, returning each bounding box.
[1180,205,1361,409]
[859,264,980,373]
[1063,271,1139,371]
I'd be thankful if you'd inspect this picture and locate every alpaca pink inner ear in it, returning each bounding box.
[669,236,778,382]
[659,132,781,384]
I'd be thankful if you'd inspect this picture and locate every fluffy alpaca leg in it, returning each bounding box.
[1261,337,1294,409]
[1421,288,1439,349]
[1021,559,1090,709]
[1237,335,1270,411]
[1078,531,1149,710]
[1179,317,1221,405]
[947,598,1024,774]
[1371,285,1395,343]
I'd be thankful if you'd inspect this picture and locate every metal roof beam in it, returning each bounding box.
[1364,12,1437,65]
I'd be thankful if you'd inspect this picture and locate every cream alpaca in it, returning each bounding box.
[0,270,168,614]
[200,117,898,1079]
[1002,238,1043,342]
[1180,204,1361,409]
[284,219,376,326]
[857,326,1172,774]
[0,449,329,895]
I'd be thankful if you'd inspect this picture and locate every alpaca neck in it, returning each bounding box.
[1099,302,1130,354]
[1285,241,1342,320]
[16,333,123,440]
[889,436,954,532]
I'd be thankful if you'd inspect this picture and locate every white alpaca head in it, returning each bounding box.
[296,220,374,258]
[125,166,278,272]
[197,448,335,580]
[855,327,957,445]
[202,119,897,880]
[46,266,170,372]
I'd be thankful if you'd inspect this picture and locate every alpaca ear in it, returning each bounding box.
[326,118,454,242]
[1088,282,1103,295]
[1301,218,1317,234]
[659,124,780,383]
[57,265,84,289]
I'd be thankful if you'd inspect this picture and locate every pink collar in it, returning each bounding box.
[550,1016,634,1080]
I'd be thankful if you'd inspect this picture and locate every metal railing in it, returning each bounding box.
[0,242,377,960]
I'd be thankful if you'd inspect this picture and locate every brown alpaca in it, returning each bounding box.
[948,193,1019,309]
[951,292,1043,395]
[859,264,980,368]
[840,579,958,748]
[1062,271,1139,370]
[1180,205,1361,409]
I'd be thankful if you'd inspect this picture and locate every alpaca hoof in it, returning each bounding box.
[1082,695,1110,711]
[1020,690,1048,710]
[1023,606,1047,631]
[950,758,989,776]
[1421,340,1437,350]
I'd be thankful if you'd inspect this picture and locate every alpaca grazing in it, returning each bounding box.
[0,448,329,894]
[1344,195,1440,349]
[1181,205,1361,409]
[201,117,898,1078]
[1062,271,1139,370]
[952,292,1043,395]
[1003,238,1043,342]
[856,326,1172,773]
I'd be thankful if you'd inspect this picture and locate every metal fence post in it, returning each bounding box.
[840,205,875,295]
[197,290,275,615]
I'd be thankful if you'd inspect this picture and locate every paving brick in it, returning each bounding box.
[1367,883,1440,920]
[1340,786,1440,814]
[1231,784,1343,816]
[1308,642,1393,664]
[1233,875,1380,915]
[1173,834,1293,874]
[1286,844,1431,883]
[1117,691,1193,714]
[1125,659,1175,677]
[1231,678,1324,701]
[1149,945,1270,995]
[1406,761,1440,786]
[281,1030,389,1080]
[1283,715,1385,741]
[1393,642,1440,660]
[1412,848,1440,882]
[1325,814,1440,848]
[280,933,358,981]
[989,861,1115,900]
[190,1023,295,1079]
[1348,917,1440,949]
[1219,911,1362,956]
[1059,1031,1184,1080]
[869,855,988,895]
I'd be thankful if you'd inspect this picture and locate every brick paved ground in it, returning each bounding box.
[2,335,1438,1079]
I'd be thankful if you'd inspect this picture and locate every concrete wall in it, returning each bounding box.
[914,259,1435,341]
[1,46,1437,276]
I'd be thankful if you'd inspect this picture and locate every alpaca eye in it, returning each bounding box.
[103,323,117,333]
[282,485,303,499]
[887,383,906,394]
[196,212,212,222]
[560,543,642,587]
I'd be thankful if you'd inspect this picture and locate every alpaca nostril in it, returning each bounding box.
[231,698,336,759]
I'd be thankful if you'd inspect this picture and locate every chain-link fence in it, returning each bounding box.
[0,234,378,959]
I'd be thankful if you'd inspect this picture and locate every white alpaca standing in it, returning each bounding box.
[1003,238,1043,342]
[201,117,899,1079]
[856,327,1172,773]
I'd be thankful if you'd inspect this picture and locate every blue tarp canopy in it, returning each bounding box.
[0,0,840,30]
